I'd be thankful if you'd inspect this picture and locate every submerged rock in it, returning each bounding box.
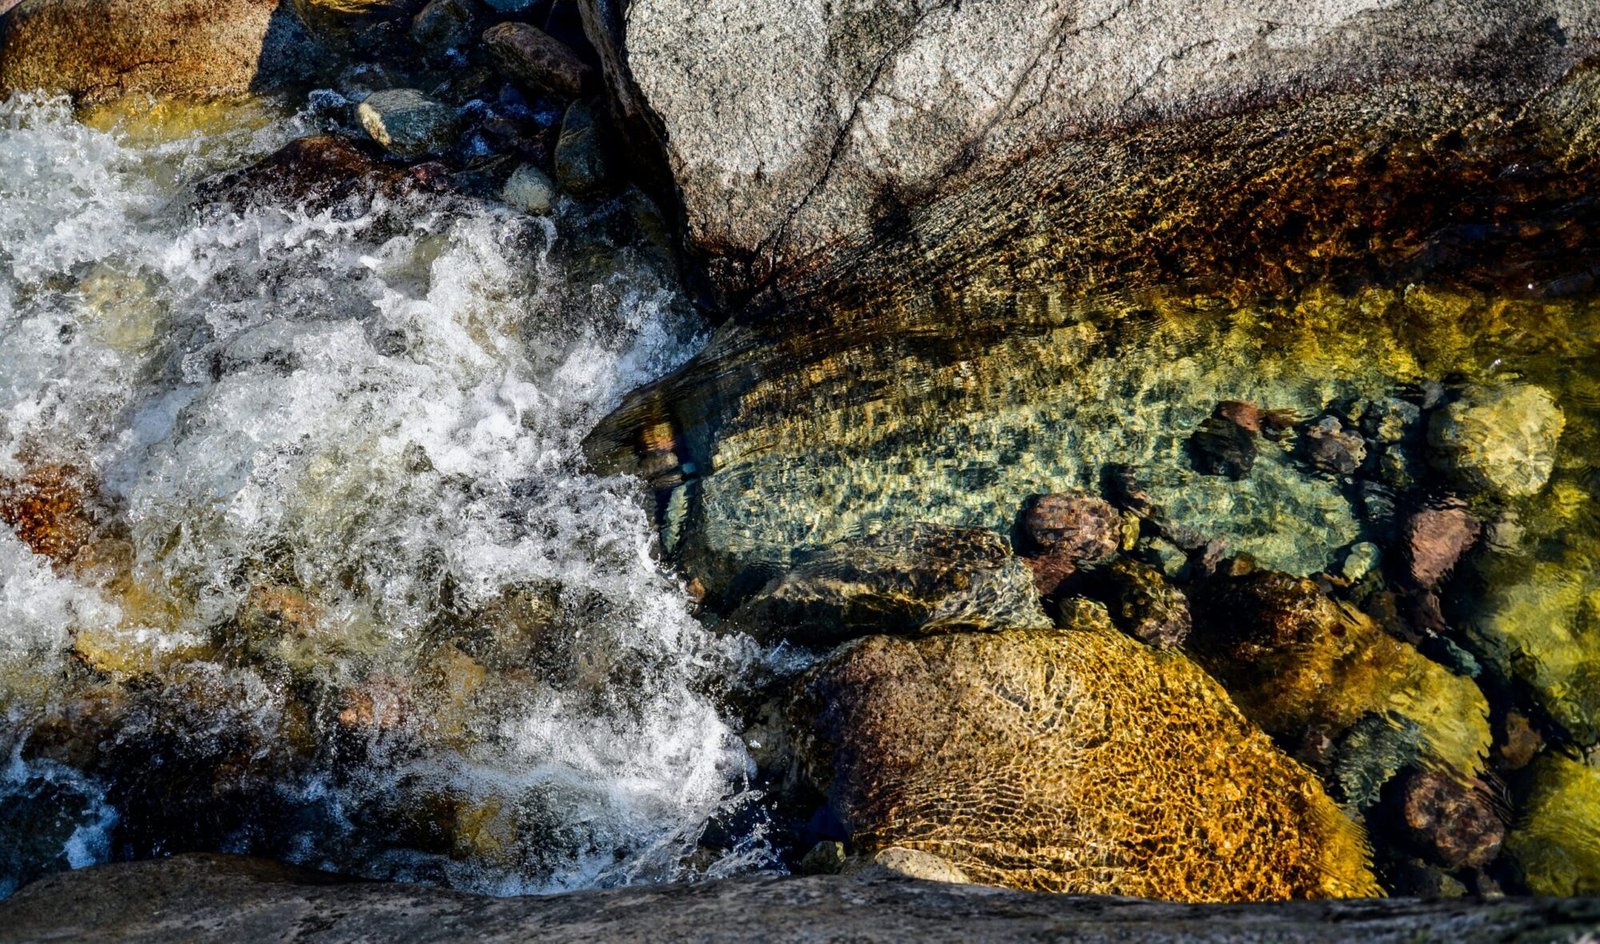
[1189,572,1491,777]
[1428,384,1565,498]
[1299,416,1367,477]
[1016,493,1120,594]
[1468,556,1600,745]
[1394,770,1504,871]
[1402,503,1480,589]
[1189,413,1257,479]
[1506,754,1600,896]
[0,0,322,102]
[357,88,459,158]
[730,524,1049,646]
[1094,558,1191,650]
[197,135,416,212]
[787,625,1378,901]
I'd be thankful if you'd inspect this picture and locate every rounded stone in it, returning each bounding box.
[1018,493,1121,563]
[502,163,556,215]
[1428,384,1564,498]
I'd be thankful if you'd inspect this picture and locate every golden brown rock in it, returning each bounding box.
[789,624,1378,901]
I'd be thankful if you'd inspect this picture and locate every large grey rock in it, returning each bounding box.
[0,0,323,103]
[581,0,1600,301]
[3,853,1599,943]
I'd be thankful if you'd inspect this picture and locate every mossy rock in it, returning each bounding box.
[788,623,1378,901]
[1506,754,1600,896]
[1189,573,1490,778]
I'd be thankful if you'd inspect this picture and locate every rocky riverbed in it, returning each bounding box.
[4,0,1600,938]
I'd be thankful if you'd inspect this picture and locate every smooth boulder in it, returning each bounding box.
[0,0,322,102]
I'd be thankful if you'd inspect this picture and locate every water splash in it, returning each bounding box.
[0,94,765,894]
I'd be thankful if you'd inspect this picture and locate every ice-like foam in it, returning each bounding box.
[0,94,762,894]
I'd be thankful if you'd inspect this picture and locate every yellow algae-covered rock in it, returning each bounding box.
[788,619,1378,902]
[1505,754,1600,896]
[1189,572,1491,778]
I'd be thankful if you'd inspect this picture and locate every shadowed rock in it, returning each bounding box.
[5,853,1600,943]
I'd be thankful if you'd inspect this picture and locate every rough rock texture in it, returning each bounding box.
[581,0,1600,302]
[788,624,1380,901]
[0,0,323,103]
[6,855,1600,944]
[731,524,1050,646]
[357,87,458,158]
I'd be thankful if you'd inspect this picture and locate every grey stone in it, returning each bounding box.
[501,163,556,214]
[357,88,459,158]
[579,0,1600,301]
[0,0,323,103]
[7,853,1600,943]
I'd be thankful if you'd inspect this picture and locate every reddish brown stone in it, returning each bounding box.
[1398,770,1504,870]
[1019,494,1120,563]
[1404,503,1481,588]
[0,462,98,566]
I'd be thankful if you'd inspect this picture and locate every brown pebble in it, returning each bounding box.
[1399,769,1505,870]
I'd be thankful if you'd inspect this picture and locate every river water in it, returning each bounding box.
[0,94,766,896]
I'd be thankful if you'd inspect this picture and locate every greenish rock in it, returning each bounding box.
[729,524,1050,647]
[1327,712,1421,810]
[1339,542,1381,582]
[501,163,556,215]
[1467,554,1600,745]
[357,88,459,158]
[1188,572,1491,778]
[797,841,847,876]
[554,100,615,197]
[1428,384,1565,498]
[1506,754,1600,896]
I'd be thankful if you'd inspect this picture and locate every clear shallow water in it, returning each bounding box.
[0,94,766,897]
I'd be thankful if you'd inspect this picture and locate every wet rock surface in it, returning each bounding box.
[787,624,1378,901]
[730,524,1050,646]
[7,854,1600,944]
